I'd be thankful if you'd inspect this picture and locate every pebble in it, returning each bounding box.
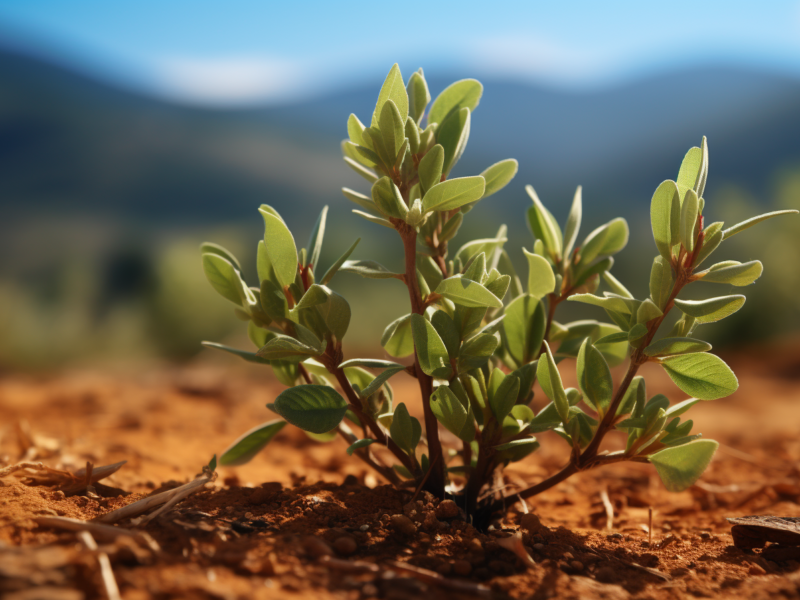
[435,499,459,520]
[748,563,767,575]
[453,560,472,576]
[302,536,333,558]
[699,532,712,540]
[570,560,584,572]
[333,536,358,556]
[359,524,370,532]
[468,538,483,553]
[390,514,417,536]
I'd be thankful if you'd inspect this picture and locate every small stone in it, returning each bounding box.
[570,560,584,571]
[699,531,711,539]
[334,536,358,556]
[302,537,332,558]
[453,560,472,576]
[607,532,623,541]
[390,514,417,536]
[53,490,65,500]
[360,524,370,532]
[748,563,766,576]
[563,552,574,560]
[520,513,543,534]
[435,499,459,520]
[533,543,545,551]
[468,538,483,553]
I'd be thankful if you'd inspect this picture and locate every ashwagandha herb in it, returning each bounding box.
[200,64,797,524]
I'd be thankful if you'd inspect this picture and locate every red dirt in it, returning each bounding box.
[2,340,800,599]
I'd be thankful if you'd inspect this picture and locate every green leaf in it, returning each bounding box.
[523,249,556,300]
[321,238,361,285]
[379,99,406,161]
[674,295,745,324]
[372,177,408,219]
[645,337,712,357]
[200,242,242,271]
[579,218,629,265]
[480,159,518,199]
[457,333,499,372]
[661,353,738,400]
[650,180,681,260]
[628,323,648,342]
[220,420,287,466]
[431,310,461,358]
[494,438,540,462]
[341,260,403,280]
[649,439,718,492]
[649,256,674,311]
[339,359,405,398]
[347,439,375,456]
[568,293,633,314]
[273,385,349,434]
[422,176,486,213]
[436,106,471,176]
[410,314,452,378]
[202,341,270,365]
[390,403,421,454]
[677,146,704,200]
[602,271,632,299]
[256,333,322,362]
[293,284,330,311]
[259,209,298,289]
[594,331,629,345]
[488,370,520,424]
[722,210,798,239]
[680,189,699,253]
[430,386,470,439]
[347,113,366,145]
[418,144,444,193]
[637,298,663,324]
[697,260,763,286]
[344,156,378,182]
[503,294,546,365]
[353,209,393,229]
[577,339,613,415]
[381,314,414,358]
[342,187,378,213]
[306,206,328,270]
[316,291,351,340]
[434,275,502,308]
[563,186,582,259]
[693,222,724,267]
[537,342,569,423]
[406,69,430,123]
[428,79,482,127]
[525,185,562,260]
[202,253,249,306]
[372,64,408,127]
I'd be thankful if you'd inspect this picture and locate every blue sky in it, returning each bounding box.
[2,1,800,105]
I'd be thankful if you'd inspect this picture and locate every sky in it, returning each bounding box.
[1,1,800,106]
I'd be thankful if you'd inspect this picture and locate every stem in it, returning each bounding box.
[336,427,400,485]
[399,224,446,498]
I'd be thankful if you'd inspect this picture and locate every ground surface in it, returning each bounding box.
[2,340,800,599]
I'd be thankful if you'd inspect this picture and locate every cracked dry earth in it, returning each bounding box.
[2,340,800,599]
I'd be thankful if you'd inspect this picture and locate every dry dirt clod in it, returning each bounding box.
[333,536,358,556]
[520,513,544,534]
[748,563,767,576]
[303,536,333,558]
[391,514,417,536]
[435,499,459,520]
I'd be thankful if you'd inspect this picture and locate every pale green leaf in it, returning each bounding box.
[645,337,712,357]
[526,185,562,259]
[259,209,298,289]
[321,238,361,285]
[347,439,375,456]
[353,209,393,229]
[372,177,408,219]
[410,314,452,378]
[202,341,270,365]
[693,221,724,267]
[273,385,348,434]
[220,420,286,466]
[457,332,499,372]
[568,293,633,314]
[428,79,482,128]
[430,386,470,439]
[418,144,444,193]
[674,295,745,324]
[381,314,414,358]
[649,439,718,492]
[436,106,471,176]
[200,242,241,271]
[661,353,738,400]
[341,187,378,213]
[602,271,632,299]
[650,180,681,260]
[340,260,403,280]
[434,275,501,308]
[563,186,582,259]
[372,64,408,126]
[256,333,322,362]
[406,70,430,123]
[680,189,699,253]
[202,253,248,306]
[379,99,406,160]
[343,156,378,182]
[523,249,556,300]
[577,339,613,415]
[697,260,763,286]
[316,290,351,340]
[306,206,328,270]
[579,218,629,264]
[723,210,798,239]
[677,146,703,200]
[502,294,546,365]
[649,255,674,311]
[489,371,520,424]
[390,403,420,454]
[480,159,518,199]
[537,342,569,423]
[422,176,485,213]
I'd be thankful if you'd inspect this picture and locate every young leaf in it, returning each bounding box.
[568,293,633,315]
[273,385,349,434]
[354,363,405,398]
[537,342,569,423]
[644,337,712,357]
[680,189,699,253]
[428,79,482,127]
[372,64,408,127]
[372,177,408,219]
[379,100,406,160]
[676,146,704,199]
[434,275,502,308]
[347,113,366,145]
[256,333,323,362]
[661,353,738,400]
[381,314,414,358]
[259,209,298,289]
[201,242,242,271]
[431,310,461,358]
[430,386,469,439]
[563,186,583,260]
[602,271,632,299]
[696,260,763,286]
[674,295,745,324]
[418,144,444,193]
[340,260,403,280]
[437,106,471,176]
[202,341,271,364]
[523,249,556,300]
[494,438,540,462]
[722,209,798,239]
[344,156,378,182]
[316,291,351,340]
[353,209,393,229]
[321,238,361,285]
[637,298,663,324]
[306,206,328,270]
[293,284,330,311]
[577,339,613,415]
[390,403,421,454]
[693,221,724,267]
[220,420,287,466]
[650,180,681,260]
[347,439,375,456]
[579,218,629,264]
[410,314,452,378]
[480,159,518,199]
[342,187,378,213]
[489,372,520,424]
[649,255,675,311]
[422,176,486,213]
[526,185,562,260]
[202,253,248,306]
[458,333,499,372]
[407,70,430,123]
[649,439,718,492]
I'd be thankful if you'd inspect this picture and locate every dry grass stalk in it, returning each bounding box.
[77,532,122,600]
[33,516,160,552]
[600,488,614,531]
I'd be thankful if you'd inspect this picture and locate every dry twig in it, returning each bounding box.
[600,488,614,531]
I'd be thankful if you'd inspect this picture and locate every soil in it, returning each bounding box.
[2,340,800,599]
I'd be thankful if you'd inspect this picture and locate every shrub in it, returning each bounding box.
[201,64,797,522]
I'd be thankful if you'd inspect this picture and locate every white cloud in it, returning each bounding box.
[152,56,310,105]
